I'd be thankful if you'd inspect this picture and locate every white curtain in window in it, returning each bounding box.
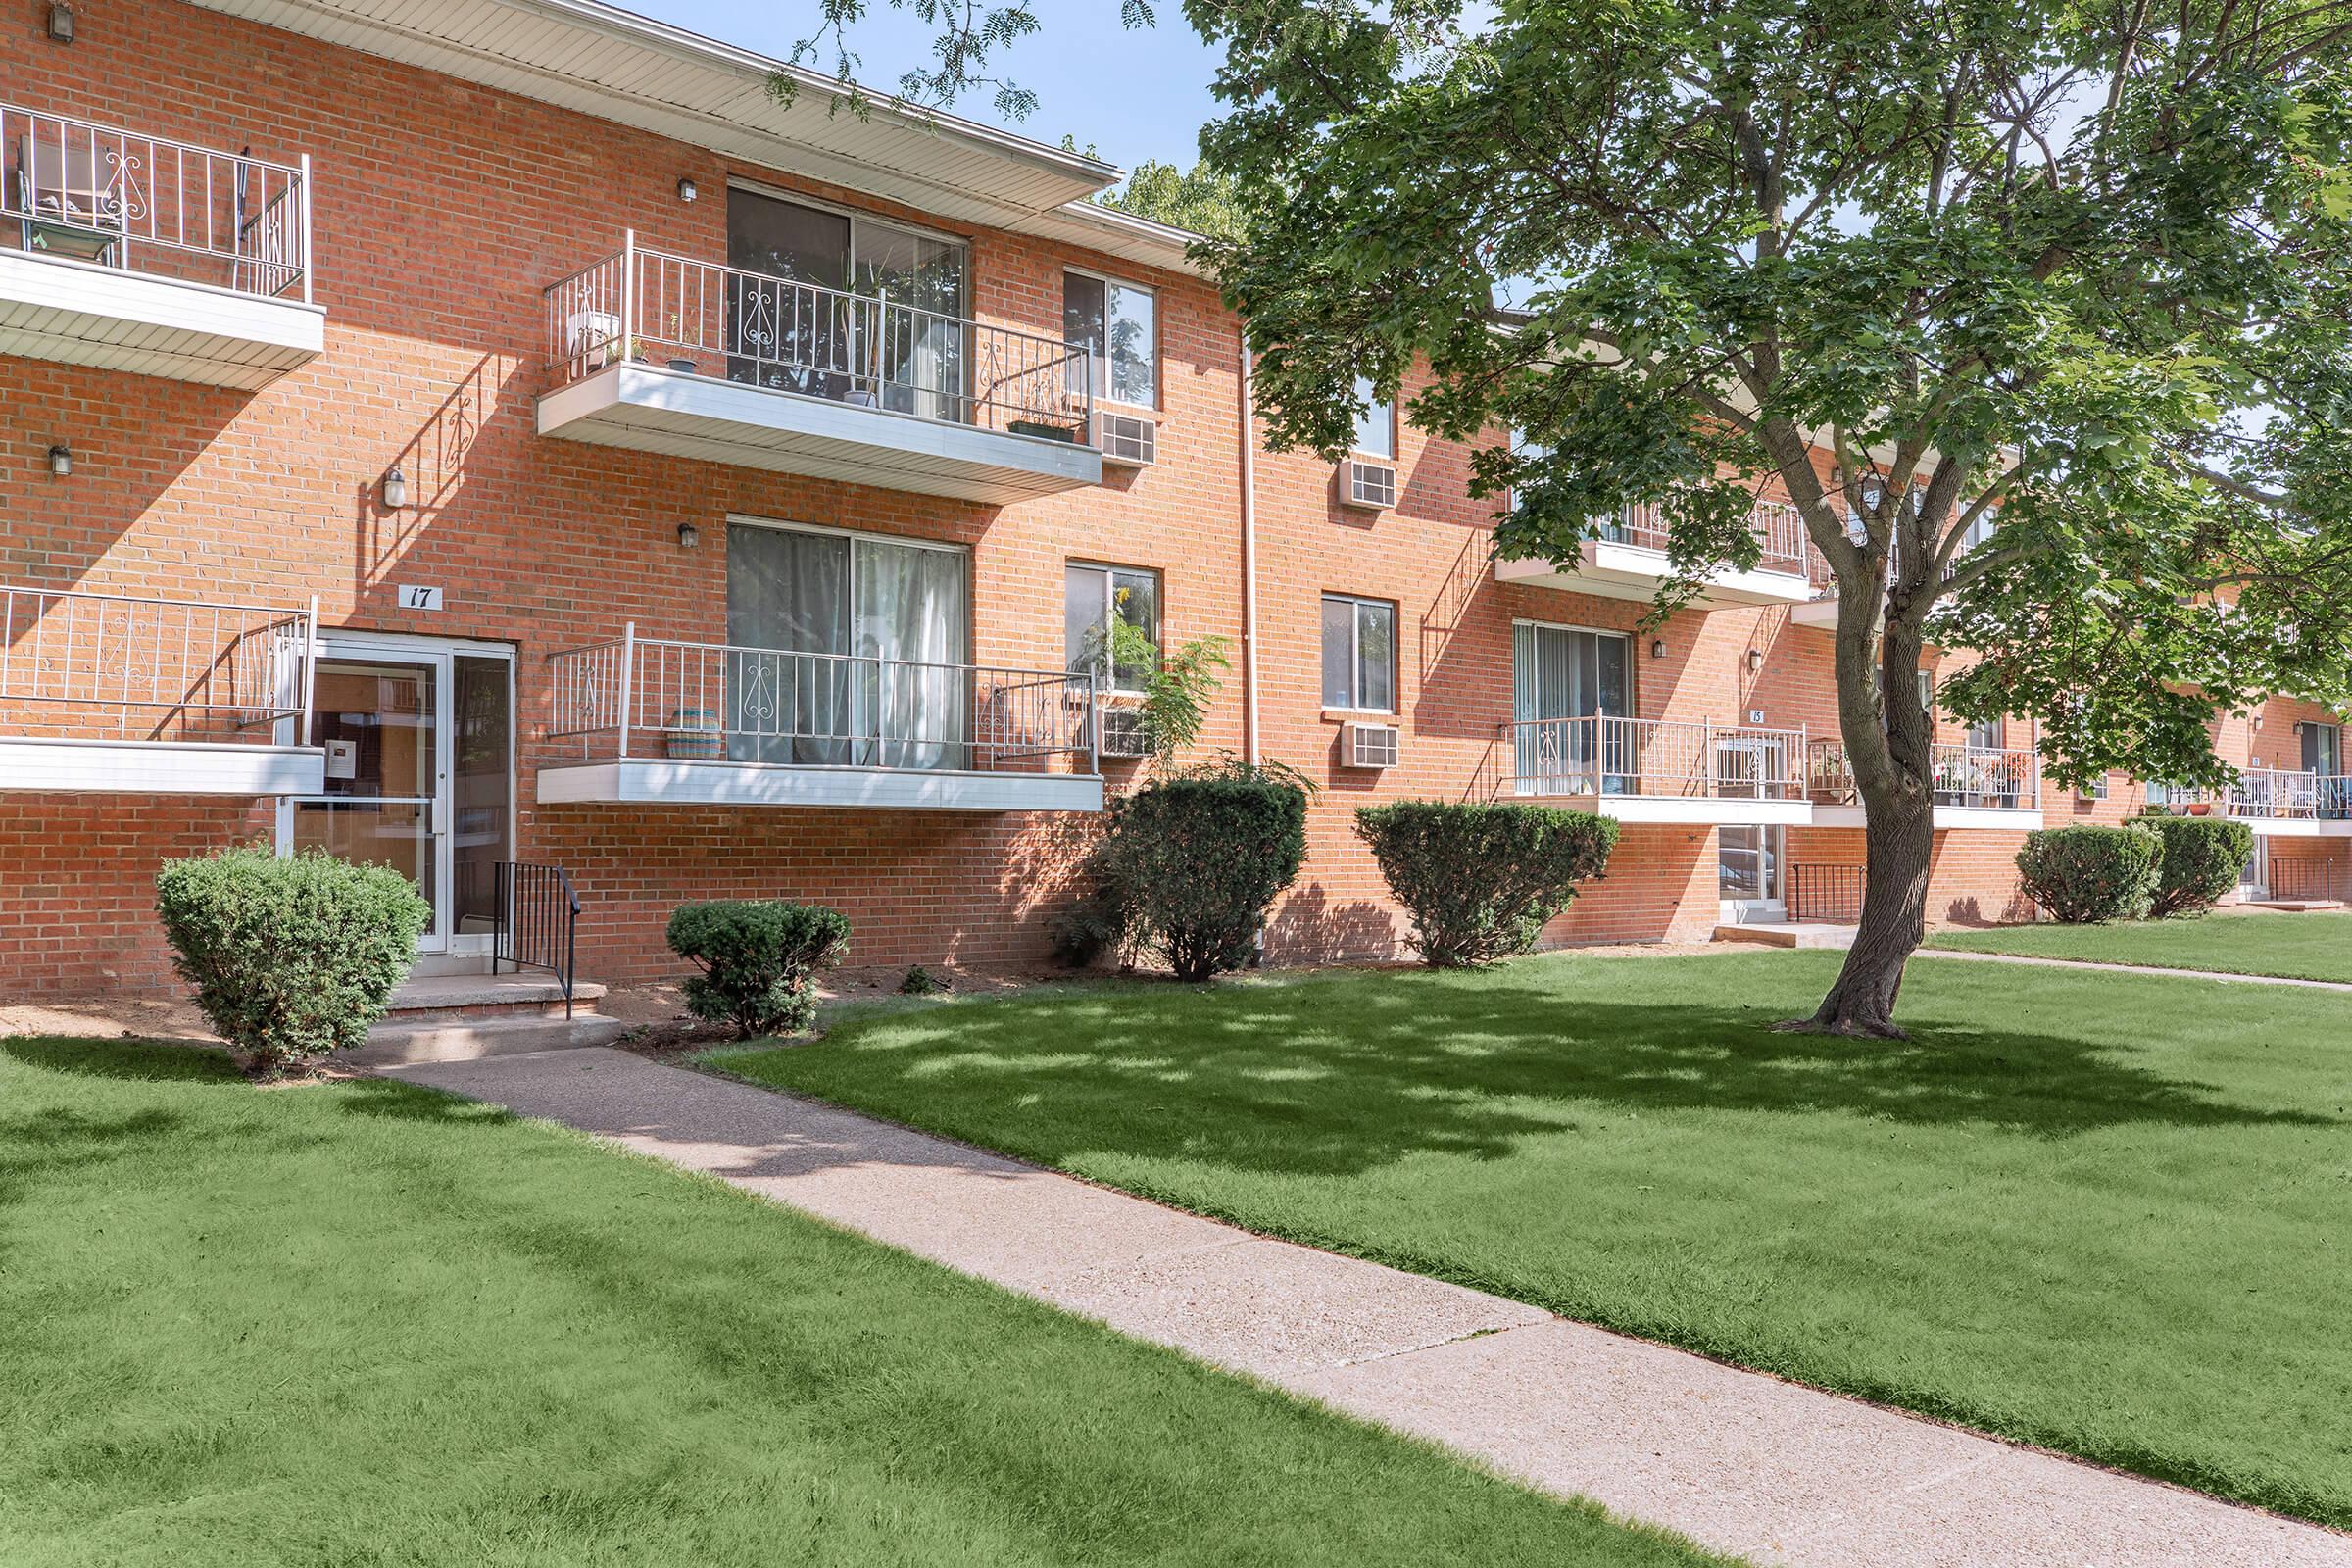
[854,537,968,769]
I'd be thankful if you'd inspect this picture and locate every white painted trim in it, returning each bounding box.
[1810,803,2044,830]
[2235,816,2352,838]
[0,249,324,388]
[537,758,1105,813]
[0,737,324,795]
[1495,542,1815,609]
[1597,794,1815,827]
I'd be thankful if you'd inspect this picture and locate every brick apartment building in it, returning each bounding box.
[2,0,2345,1000]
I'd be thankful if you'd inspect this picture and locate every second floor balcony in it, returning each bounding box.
[537,624,1104,813]
[538,235,1103,505]
[1493,715,1816,824]
[1495,499,1816,609]
[0,583,323,794]
[1,102,322,388]
[2148,772,2352,834]
[1807,739,2043,826]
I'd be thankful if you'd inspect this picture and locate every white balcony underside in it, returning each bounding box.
[1512,791,1814,826]
[0,737,325,794]
[1810,804,2045,831]
[1495,544,1815,609]
[2230,815,2352,837]
[0,251,323,389]
[537,758,1104,813]
[536,364,1102,504]
[1790,596,1841,628]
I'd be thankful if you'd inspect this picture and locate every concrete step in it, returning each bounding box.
[343,1010,633,1068]
[1714,921,1858,950]
[2244,899,2346,912]
[384,972,608,1018]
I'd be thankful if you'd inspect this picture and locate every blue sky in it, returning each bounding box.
[627,0,1225,177]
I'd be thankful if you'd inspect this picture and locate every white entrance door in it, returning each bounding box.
[279,633,514,954]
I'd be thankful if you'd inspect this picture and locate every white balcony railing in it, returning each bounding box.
[548,624,1101,776]
[1808,739,2041,809]
[2151,770,2352,820]
[2,102,310,299]
[1598,497,1811,577]
[1499,715,1810,798]
[1,585,316,743]
[543,233,1094,445]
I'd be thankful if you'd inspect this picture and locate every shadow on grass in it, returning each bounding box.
[332,1077,517,1126]
[783,974,2335,1180]
[0,1037,239,1083]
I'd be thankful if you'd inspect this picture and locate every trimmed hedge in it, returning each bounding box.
[155,844,430,1074]
[667,900,851,1037]
[1092,770,1309,982]
[2143,814,2256,918]
[1356,802,1619,966]
[2015,824,2161,924]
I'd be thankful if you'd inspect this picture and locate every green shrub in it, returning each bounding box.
[2142,814,2256,917]
[154,844,429,1075]
[1046,877,1141,971]
[1092,764,1309,981]
[1355,802,1619,966]
[2015,824,2161,923]
[666,900,851,1037]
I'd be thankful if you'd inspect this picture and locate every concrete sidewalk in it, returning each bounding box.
[1916,947,2352,993]
[389,1047,2352,1568]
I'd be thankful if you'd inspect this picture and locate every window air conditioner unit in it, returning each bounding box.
[1348,721,1400,769]
[1098,412,1157,466]
[1099,704,1152,759]
[1342,460,1396,510]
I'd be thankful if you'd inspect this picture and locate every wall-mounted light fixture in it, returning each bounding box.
[1648,637,1667,660]
[380,466,408,510]
[46,444,72,476]
[676,520,700,549]
[676,176,699,203]
[2250,713,2263,732]
[1746,648,1765,673]
[45,2,74,43]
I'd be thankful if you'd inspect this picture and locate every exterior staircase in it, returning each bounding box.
[339,968,629,1068]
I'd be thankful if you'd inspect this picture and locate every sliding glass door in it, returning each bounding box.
[726,520,969,769]
[1511,622,1632,793]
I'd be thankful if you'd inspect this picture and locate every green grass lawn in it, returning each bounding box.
[1929,909,2352,983]
[716,952,2352,1528]
[0,1038,1724,1568]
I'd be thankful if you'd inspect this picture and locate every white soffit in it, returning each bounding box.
[184,0,1137,235]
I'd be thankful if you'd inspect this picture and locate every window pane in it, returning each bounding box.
[1063,272,1105,396]
[1352,376,1395,459]
[1321,596,1356,708]
[1106,283,1156,405]
[1356,601,1396,711]
[1109,569,1159,691]
[452,655,512,938]
[1064,564,1108,678]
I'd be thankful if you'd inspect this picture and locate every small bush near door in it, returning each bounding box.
[667,900,851,1037]
[1355,802,1619,966]
[2142,815,2257,917]
[2015,824,2162,923]
[154,844,431,1076]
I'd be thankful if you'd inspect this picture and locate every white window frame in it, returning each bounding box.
[1351,376,1396,461]
[1065,560,1162,697]
[1323,591,1399,713]
[1063,266,1159,410]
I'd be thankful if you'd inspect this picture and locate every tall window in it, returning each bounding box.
[1064,563,1160,694]
[1063,271,1157,406]
[1511,622,1634,793]
[1321,593,1396,710]
[1351,376,1396,459]
[725,187,969,418]
[1966,714,2004,751]
[726,520,968,768]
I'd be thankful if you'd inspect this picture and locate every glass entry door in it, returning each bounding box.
[1511,622,1632,794]
[281,636,513,954]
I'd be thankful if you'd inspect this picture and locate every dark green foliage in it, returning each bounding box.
[898,964,947,997]
[1355,802,1618,966]
[1082,766,1309,982]
[1046,877,1140,971]
[666,900,851,1037]
[153,843,429,1074]
[2016,825,2161,924]
[2142,815,2257,918]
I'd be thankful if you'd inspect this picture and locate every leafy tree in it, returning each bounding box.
[1180,0,2352,1036]
[832,0,2352,1036]
[1100,159,1247,240]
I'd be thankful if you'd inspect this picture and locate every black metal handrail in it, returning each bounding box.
[2269,857,2346,903]
[1787,863,1864,924]
[493,860,581,1018]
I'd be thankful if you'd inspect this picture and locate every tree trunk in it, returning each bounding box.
[1780,580,1938,1038]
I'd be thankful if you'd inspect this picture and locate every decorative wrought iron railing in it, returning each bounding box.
[543,233,1094,444]
[492,860,582,1019]
[1496,715,1810,799]
[1595,497,1812,577]
[0,585,316,743]
[2,101,310,299]
[548,623,1101,775]
[1806,739,2042,809]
